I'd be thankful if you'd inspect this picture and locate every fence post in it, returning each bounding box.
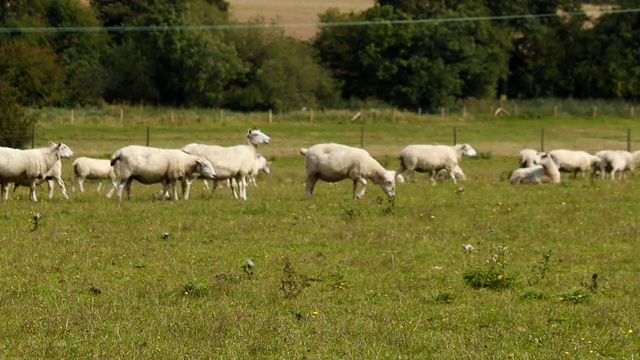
[514,104,518,116]
[631,106,635,118]
[269,109,272,124]
[71,108,74,125]
[146,126,150,147]
[628,129,631,152]
[463,106,467,119]
[592,106,598,119]
[441,107,446,121]
[392,108,397,124]
[119,108,124,124]
[453,127,457,145]
[418,107,422,120]
[170,110,174,124]
[31,124,35,149]
[360,126,365,148]
[309,109,314,124]
[540,128,545,152]
[220,109,224,123]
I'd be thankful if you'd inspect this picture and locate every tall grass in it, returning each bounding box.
[0,110,638,358]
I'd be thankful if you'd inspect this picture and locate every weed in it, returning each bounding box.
[280,256,311,298]
[558,288,590,304]
[432,290,456,303]
[341,206,361,221]
[329,266,347,289]
[520,288,548,300]
[378,196,395,216]
[528,250,553,286]
[182,280,209,297]
[463,245,519,290]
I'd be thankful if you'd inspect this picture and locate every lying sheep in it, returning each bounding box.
[548,149,601,178]
[397,143,477,184]
[71,157,118,197]
[110,145,216,200]
[301,143,396,199]
[518,149,542,168]
[595,150,640,180]
[13,159,69,200]
[0,142,74,201]
[181,129,271,200]
[509,153,560,185]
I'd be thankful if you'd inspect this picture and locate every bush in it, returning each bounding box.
[0,80,38,148]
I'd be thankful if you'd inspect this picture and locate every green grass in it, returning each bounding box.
[1,108,639,358]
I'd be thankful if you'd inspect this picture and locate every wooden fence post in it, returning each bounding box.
[628,129,631,152]
[418,107,422,121]
[119,108,124,124]
[360,126,365,148]
[593,106,598,119]
[220,109,224,124]
[269,109,272,124]
[70,108,74,125]
[441,107,446,121]
[31,124,35,149]
[146,126,150,147]
[631,106,635,118]
[453,127,457,145]
[540,128,545,152]
[463,106,467,119]
[309,109,314,124]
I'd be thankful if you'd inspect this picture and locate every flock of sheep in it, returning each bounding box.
[0,128,638,202]
[510,148,640,185]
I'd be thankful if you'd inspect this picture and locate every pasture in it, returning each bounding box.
[1,108,639,358]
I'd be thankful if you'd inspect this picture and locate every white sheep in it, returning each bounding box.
[509,153,560,185]
[518,149,542,168]
[301,143,396,199]
[212,154,271,198]
[595,150,640,180]
[181,129,271,200]
[12,159,69,200]
[548,149,601,178]
[397,144,477,184]
[0,142,74,202]
[71,157,118,197]
[110,145,216,200]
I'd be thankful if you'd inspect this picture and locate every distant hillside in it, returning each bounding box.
[227,0,374,39]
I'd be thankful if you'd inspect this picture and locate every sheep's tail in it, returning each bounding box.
[110,150,121,166]
[299,148,308,156]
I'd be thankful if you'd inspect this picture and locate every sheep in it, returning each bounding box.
[110,145,216,200]
[595,150,640,180]
[181,129,271,200]
[396,143,477,184]
[518,149,542,168]
[0,142,74,201]
[71,157,118,197]
[301,143,396,199]
[212,154,271,198]
[12,159,69,200]
[548,149,601,178]
[433,165,467,182]
[509,153,561,185]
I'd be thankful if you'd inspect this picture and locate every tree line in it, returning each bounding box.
[0,0,639,118]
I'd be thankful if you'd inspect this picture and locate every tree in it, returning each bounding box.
[0,78,38,148]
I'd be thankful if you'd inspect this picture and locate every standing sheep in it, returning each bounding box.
[110,146,216,201]
[595,150,640,180]
[509,153,561,185]
[548,149,601,178]
[0,142,74,202]
[397,144,477,184]
[214,154,271,198]
[71,157,118,197]
[181,129,271,200]
[13,159,70,200]
[301,143,396,199]
[518,149,542,168]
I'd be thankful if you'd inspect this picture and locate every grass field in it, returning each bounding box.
[1,109,640,358]
[227,0,373,39]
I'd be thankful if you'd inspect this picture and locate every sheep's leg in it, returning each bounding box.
[449,170,458,184]
[182,179,192,200]
[54,177,68,199]
[79,177,86,192]
[238,175,248,200]
[96,181,102,192]
[170,180,179,200]
[159,181,170,201]
[249,176,257,187]
[71,175,77,192]
[1,183,8,200]
[29,183,38,202]
[203,179,210,190]
[230,178,239,199]
[124,178,134,200]
[353,178,367,199]
[305,175,318,199]
[211,180,219,197]
[116,178,126,199]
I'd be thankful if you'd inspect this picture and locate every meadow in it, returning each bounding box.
[1,107,639,358]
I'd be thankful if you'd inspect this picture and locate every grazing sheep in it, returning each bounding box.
[110,145,216,200]
[181,129,271,200]
[595,150,640,180]
[0,142,74,201]
[518,149,542,168]
[548,149,601,178]
[13,159,69,200]
[397,144,477,184]
[301,143,396,199]
[71,157,118,197]
[509,153,560,185]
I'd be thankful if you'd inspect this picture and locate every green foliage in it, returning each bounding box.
[463,245,519,290]
[528,250,553,286]
[0,79,38,148]
[557,288,591,304]
[182,279,209,297]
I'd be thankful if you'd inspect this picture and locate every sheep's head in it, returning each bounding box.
[376,170,396,198]
[196,159,216,179]
[247,129,271,146]
[460,144,477,157]
[50,142,74,159]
